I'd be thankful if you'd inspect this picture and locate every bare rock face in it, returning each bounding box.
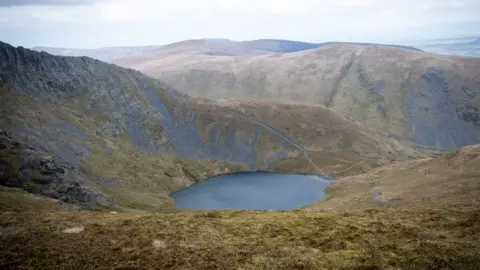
[0,131,110,206]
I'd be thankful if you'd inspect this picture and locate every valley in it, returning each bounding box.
[0,41,421,210]
[0,38,479,269]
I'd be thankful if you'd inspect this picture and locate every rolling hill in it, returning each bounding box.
[0,41,421,210]
[405,36,480,57]
[33,38,421,61]
[31,39,323,62]
[31,45,161,62]
[114,43,480,151]
[308,144,480,211]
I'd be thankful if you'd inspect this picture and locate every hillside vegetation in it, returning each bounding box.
[308,144,480,211]
[0,41,422,210]
[114,44,480,151]
[0,145,479,269]
[1,203,479,269]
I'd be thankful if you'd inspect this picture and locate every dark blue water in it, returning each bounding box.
[170,171,332,210]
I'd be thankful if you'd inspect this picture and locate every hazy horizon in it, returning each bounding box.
[1,0,479,49]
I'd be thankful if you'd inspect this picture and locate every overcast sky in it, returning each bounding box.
[0,0,479,48]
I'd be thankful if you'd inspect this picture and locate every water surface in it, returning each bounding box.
[170,171,332,210]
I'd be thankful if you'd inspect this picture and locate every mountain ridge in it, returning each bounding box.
[32,38,422,61]
[114,43,480,151]
[31,45,161,62]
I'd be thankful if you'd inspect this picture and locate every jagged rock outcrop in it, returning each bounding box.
[0,131,109,206]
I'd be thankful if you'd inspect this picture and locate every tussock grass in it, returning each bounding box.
[308,144,480,211]
[1,139,479,269]
[0,198,478,269]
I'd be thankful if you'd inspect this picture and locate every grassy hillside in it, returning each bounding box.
[308,144,480,211]
[114,44,480,151]
[0,145,478,269]
[1,202,478,269]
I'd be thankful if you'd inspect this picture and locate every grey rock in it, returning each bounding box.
[0,131,111,207]
[406,69,480,151]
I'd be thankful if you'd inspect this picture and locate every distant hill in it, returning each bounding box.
[127,38,421,57]
[134,39,268,57]
[33,38,422,61]
[470,38,480,45]
[405,37,480,57]
[240,39,325,53]
[114,43,480,151]
[31,45,161,61]
[240,39,421,53]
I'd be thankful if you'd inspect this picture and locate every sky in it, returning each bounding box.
[0,0,479,48]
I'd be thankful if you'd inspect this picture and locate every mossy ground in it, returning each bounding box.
[80,135,247,211]
[0,192,478,270]
[308,144,480,211]
[1,145,478,269]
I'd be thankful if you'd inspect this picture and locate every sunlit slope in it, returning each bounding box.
[309,144,480,211]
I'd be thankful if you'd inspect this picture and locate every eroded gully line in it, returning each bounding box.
[223,108,323,173]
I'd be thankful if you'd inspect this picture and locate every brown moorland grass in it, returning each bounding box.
[0,196,479,269]
[1,142,480,270]
[0,141,478,270]
[308,144,480,211]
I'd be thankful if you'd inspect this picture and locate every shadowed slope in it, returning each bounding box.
[115,44,480,151]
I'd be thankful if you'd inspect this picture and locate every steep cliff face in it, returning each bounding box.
[115,44,480,151]
[0,41,422,209]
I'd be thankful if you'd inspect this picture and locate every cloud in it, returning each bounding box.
[0,0,97,6]
[339,0,373,7]
[0,0,479,48]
